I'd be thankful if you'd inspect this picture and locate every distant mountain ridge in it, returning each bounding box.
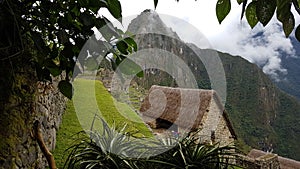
[275,37,300,99]
[127,10,300,160]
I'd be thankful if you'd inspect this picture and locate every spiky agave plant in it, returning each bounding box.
[145,131,239,169]
[64,119,240,169]
[63,118,141,169]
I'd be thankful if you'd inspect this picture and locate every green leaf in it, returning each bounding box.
[123,37,137,52]
[31,31,50,55]
[136,71,144,78]
[216,0,231,24]
[71,5,80,16]
[240,0,247,19]
[80,12,94,27]
[58,80,73,99]
[61,43,75,59]
[276,0,291,22]
[295,24,300,41]
[36,64,51,81]
[115,54,126,66]
[296,0,300,7]
[277,0,291,9]
[107,0,122,19]
[45,59,62,76]
[154,0,159,9]
[89,0,107,13]
[246,1,258,28]
[118,58,143,76]
[116,40,129,55]
[57,30,69,44]
[256,0,276,26]
[110,58,117,71]
[100,17,119,41]
[237,0,244,5]
[282,12,295,37]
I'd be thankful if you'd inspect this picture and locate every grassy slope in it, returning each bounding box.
[53,79,152,168]
[53,101,83,167]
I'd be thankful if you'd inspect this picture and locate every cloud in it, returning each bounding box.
[209,15,295,80]
[115,0,297,80]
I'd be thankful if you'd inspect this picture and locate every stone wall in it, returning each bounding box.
[0,72,66,169]
[236,153,280,169]
[34,77,67,164]
[196,97,234,146]
[215,115,235,145]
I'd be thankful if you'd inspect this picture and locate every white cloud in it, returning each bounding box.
[115,0,297,80]
[209,14,295,80]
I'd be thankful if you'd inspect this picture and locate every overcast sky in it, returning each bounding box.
[101,0,299,79]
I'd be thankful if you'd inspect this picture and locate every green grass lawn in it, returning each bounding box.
[52,101,83,168]
[53,79,153,168]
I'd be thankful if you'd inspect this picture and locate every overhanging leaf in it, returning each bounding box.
[237,0,244,5]
[154,0,159,9]
[89,0,107,13]
[246,1,258,28]
[216,0,231,24]
[58,80,73,99]
[256,0,276,26]
[45,59,62,76]
[123,37,137,52]
[136,71,144,78]
[101,17,120,41]
[240,0,247,19]
[80,12,94,27]
[36,64,51,81]
[117,58,143,76]
[282,12,295,37]
[116,40,129,55]
[57,30,68,44]
[295,24,300,41]
[31,31,50,55]
[107,0,122,19]
[276,0,291,22]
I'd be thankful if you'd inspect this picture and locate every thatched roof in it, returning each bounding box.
[139,85,235,136]
[248,149,300,169]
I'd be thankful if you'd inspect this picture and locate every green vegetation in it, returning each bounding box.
[54,78,241,168]
[72,78,152,137]
[64,119,238,169]
[217,51,300,160]
[54,79,153,168]
[1,0,138,99]
[53,101,84,167]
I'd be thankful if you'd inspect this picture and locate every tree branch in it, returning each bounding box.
[33,120,57,169]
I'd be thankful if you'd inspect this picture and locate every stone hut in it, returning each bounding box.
[139,85,236,145]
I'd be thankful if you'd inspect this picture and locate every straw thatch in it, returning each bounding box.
[248,149,300,169]
[139,85,234,134]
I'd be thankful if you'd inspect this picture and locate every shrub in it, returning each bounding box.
[64,119,239,169]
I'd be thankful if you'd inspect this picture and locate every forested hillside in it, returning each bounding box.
[126,10,300,160]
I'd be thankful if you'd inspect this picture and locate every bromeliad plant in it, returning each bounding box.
[144,131,238,169]
[64,118,142,169]
[64,119,240,169]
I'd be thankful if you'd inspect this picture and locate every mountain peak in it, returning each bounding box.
[127,9,179,38]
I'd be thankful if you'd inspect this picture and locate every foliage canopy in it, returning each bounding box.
[0,0,137,99]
